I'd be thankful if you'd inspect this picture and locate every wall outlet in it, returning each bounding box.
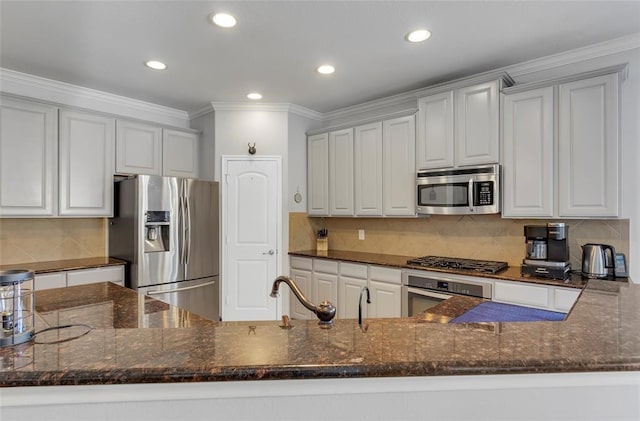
[358,229,365,240]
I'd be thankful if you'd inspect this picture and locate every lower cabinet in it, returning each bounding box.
[34,266,125,291]
[493,280,580,313]
[291,257,401,320]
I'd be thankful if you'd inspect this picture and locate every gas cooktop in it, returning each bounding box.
[406,255,509,274]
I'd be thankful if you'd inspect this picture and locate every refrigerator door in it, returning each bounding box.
[138,175,184,287]
[182,179,219,281]
[139,276,219,321]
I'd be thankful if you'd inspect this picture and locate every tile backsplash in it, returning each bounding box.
[0,218,106,265]
[289,212,629,269]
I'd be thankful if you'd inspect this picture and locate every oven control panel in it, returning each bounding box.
[406,274,491,299]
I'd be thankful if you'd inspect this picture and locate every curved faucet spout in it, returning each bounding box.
[271,276,336,325]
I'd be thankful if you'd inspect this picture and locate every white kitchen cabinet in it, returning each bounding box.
[502,87,555,217]
[58,109,115,216]
[416,91,454,169]
[115,120,162,176]
[554,287,581,312]
[493,280,580,313]
[502,69,622,219]
[368,265,402,318]
[354,122,383,216]
[338,262,369,319]
[456,81,500,167]
[34,265,125,291]
[416,78,503,171]
[328,128,354,216]
[0,96,58,217]
[162,129,198,178]
[382,115,415,216]
[289,257,314,320]
[307,133,329,216]
[558,74,619,217]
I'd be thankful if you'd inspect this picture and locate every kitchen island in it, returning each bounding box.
[1,279,639,420]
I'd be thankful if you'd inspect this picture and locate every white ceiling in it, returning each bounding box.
[1,1,639,115]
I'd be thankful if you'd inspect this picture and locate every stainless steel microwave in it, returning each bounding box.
[416,164,500,215]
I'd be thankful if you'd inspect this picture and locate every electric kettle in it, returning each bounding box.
[581,243,616,278]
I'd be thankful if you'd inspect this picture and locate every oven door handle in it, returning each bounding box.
[407,287,453,300]
[146,280,216,295]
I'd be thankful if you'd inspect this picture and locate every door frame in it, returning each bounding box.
[220,155,283,320]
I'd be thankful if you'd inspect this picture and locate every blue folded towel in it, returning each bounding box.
[450,301,566,323]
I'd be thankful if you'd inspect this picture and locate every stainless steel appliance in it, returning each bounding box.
[406,255,508,274]
[109,175,219,321]
[416,164,500,215]
[521,223,570,280]
[402,269,493,317]
[581,243,628,279]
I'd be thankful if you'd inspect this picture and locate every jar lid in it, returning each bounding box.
[0,269,34,285]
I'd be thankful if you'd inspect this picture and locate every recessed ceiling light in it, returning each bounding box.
[405,29,432,43]
[145,60,167,70]
[210,13,237,28]
[317,65,335,75]
[247,93,262,100]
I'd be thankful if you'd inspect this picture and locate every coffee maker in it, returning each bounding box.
[521,223,571,280]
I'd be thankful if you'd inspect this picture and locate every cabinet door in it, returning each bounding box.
[59,110,115,216]
[383,115,416,216]
[289,269,314,320]
[307,133,329,216]
[493,280,550,310]
[416,91,454,169]
[66,266,125,287]
[314,272,338,311]
[558,74,619,217]
[329,129,354,215]
[115,120,162,176]
[163,129,199,178]
[337,275,367,319]
[0,97,58,216]
[502,87,554,217]
[368,280,402,318]
[354,122,383,216]
[34,272,67,291]
[456,81,500,166]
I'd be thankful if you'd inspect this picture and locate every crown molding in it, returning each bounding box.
[0,68,190,128]
[288,103,323,120]
[189,103,215,120]
[506,33,640,79]
[210,102,293,112]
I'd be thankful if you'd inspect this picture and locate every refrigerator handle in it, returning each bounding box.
[185,188,191,265]
[180,193,186,265]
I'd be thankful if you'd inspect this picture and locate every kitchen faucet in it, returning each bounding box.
[270,276,336,327]
[359,286,371,331]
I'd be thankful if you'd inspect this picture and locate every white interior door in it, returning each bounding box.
[222,156,281,321]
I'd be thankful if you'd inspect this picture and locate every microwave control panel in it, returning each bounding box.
[474,181,494,206]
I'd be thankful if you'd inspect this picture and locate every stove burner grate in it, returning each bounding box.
[406,255,508,274]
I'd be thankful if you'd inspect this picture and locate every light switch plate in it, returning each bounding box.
[358,229,365,240]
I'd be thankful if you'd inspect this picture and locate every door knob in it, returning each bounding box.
[262,249,275,255]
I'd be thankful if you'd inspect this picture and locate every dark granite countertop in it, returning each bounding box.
[289,249,588,288]
[0,277,638,387]
[0,257,127,274]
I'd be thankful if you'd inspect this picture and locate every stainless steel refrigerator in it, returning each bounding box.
[109,175,219,321]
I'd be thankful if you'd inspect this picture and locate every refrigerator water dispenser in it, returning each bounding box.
[144,211,170,253]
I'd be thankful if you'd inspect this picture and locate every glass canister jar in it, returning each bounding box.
[0,269,35,347]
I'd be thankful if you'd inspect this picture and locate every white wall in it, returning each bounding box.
[287,112,322,213]
[189,110,216,181]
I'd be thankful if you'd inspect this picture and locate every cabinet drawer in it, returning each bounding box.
[340,262,368,279]
[66,266,125,287]
[313,259,338,274]
[34,272,67,291]
[554,287,581,312]
[290,256,313,271]
[369,265,401,284]
[494,281,549,309]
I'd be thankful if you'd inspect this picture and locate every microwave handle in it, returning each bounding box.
[468,178,474,212]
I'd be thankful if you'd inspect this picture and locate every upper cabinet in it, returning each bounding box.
[307,133,329,216]
[308,114,416,217]
[0,97,58,217]
[417,76,508,170]
[116,120,199,179]
[59,109,115,216]
[502,68,623,218]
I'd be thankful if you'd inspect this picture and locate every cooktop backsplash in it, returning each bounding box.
[289,213,629,270]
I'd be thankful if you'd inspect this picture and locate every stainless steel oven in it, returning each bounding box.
[402,270,492,317]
